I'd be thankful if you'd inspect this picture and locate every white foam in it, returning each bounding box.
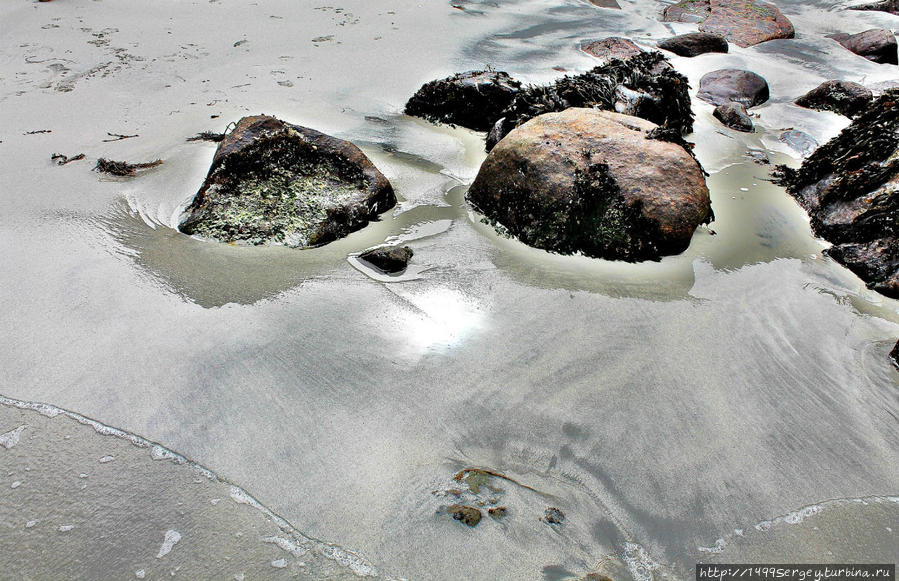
[135,570,146,579]
[156,530,181,558]
[59,525,74,532]
[321,544,379,577]
[0,425,26,449]
[265,535,310,558]
[622,543,660,581]
[25,520,38,528]
[697,538,726,554]
[99,455,115,464]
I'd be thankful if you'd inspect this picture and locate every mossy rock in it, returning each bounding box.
[179,115,395,247]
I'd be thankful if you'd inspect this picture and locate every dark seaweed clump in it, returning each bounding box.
[497,52,693,143]
[404,71,521,132]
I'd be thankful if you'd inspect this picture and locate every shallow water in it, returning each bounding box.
[1,0,897,579]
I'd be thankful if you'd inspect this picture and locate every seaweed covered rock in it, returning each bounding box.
[774,92,899,298]
[580,37,643,62]
[828,29,898,65]
[404,70,521,131]
[468,109,711,261]
[698,69,769,107]
[488,52,693,149]
[657,32,729,57]
[795,80,873,118]
[359,245,413,273]
[662,0,794,48]
[179,115,395,247]
[714,102,753,132]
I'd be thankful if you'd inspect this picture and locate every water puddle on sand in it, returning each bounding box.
[1,0,898,579]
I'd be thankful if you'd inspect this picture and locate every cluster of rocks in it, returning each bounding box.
[169,0,897,367]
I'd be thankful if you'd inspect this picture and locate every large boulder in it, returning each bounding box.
[404,70,521,131]
[179,115,395,247]
[467,109,711,261]
[580,37,643,62]
[698,69,769,107]
[795,80,873,118]
[774,91,899,298]
[657,32,729,57]
[828,29,898,65]
[489,52,693,149]
[662,0,795,48]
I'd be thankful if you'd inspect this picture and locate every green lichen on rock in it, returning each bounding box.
[180,115,395,247]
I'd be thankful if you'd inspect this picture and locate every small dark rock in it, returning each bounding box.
[890,340,899,369]
[448,504,482,527]
[580,37,643,62]
[359,245,413,273]
[405,70,521,132]
[795,80,873,118]
[542,506,566,525]
[698,69,769,107]
[828,29,898,65]
[657,32,728,57]
[488,506,507,519]
[713,102,753,132]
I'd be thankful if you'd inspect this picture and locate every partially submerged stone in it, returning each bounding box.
[447,504,482,527]
[657,32,729,57]
[467,109,712,262]
[404,70,521,131]
[662,0,794,48]
[828,29,898,65]
[774,91,899,298]
[890,340,899,369]
[778,130,819,158]
[698,69,769,107]
[179,115,395,247]
[713,102,753,132]
[358,245,413,273]
[580,37,643,62]
[795,80,873,118]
